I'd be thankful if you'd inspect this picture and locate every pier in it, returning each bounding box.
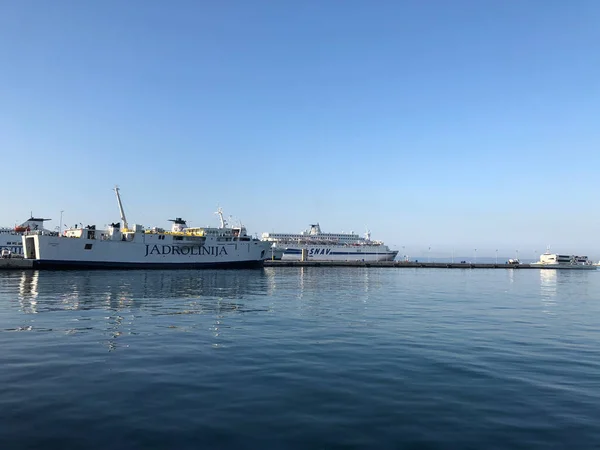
[264,260,537,269]
[0,259,589,270]
[0,258,33,270]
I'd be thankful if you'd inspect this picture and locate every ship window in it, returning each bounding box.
[84,244,93,250]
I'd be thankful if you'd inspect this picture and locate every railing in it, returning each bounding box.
[23,230,60,236]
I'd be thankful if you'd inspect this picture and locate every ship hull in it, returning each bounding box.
[31,259,265,270]
[24,234,270,269]
[282,245,398,262]
[531,264,596,270]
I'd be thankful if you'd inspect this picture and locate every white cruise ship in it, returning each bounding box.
[0,217,52,256]
[22,187,270,269]
[261,223,398,262]
[531,249,596,270]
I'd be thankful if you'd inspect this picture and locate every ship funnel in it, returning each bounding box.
[309,223,322,235]
[169,217,187,233]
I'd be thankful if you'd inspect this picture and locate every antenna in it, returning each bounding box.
[114,185,129,230]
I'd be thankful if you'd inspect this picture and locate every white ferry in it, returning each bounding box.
[22,187,270,269]
[261,223,398,262]
[531,249,596,270]
[0,217,52,256]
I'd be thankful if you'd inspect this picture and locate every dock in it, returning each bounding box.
[264,260,537,269]
[0,259,588,270]
[0,258,34,270]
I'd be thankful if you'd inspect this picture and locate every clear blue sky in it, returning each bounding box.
[1,0,599,258]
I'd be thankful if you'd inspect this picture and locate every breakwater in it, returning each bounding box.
[0,259,588,270]
[264,260,535,269]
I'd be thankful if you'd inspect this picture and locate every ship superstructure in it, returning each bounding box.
[531,248,596,270]
[261,223,398,261]
[0,217,52,256]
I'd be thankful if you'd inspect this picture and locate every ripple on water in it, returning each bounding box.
[1,268,600,449]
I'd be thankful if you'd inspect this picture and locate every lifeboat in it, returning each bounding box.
[14,226,30,232]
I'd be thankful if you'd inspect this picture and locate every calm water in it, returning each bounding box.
[1,267,600,449]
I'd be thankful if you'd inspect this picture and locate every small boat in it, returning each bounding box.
[531,248,596,270]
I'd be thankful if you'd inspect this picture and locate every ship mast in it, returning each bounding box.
[114,186,129,230]
[215,207,227,228]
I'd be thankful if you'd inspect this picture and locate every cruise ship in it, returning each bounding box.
[261,223,398,261]
[0,217,52,256]
[22,187,270,269]
[531,249,596,270]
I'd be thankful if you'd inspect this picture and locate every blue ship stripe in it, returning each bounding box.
[282,249,397,256]
[330,252,396,256]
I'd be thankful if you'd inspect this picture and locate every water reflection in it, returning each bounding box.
[2,269,274,351]
[538,269,598,314]
[13,269,270,314]
[539,269,557,297]
[538,269,595,291]
[104,313,125,352]
[284,267,382,312]
[539,269,557,314]
[506,268,517,284]
[18,271,39,314]
[298,267,305,299]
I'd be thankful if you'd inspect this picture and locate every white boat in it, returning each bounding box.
[261,223,398,261]
[0,217,53,256]
[531,249,596,270]
[22,187,270,269]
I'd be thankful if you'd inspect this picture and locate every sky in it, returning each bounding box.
[1,0,599,258]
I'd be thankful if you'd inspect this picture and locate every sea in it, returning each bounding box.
[1,267,600,449]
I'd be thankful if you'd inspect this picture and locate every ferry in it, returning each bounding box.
[261,223,398,262]
[0,217,52,256]
[22,187,270,269]
[531,249,596,270]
